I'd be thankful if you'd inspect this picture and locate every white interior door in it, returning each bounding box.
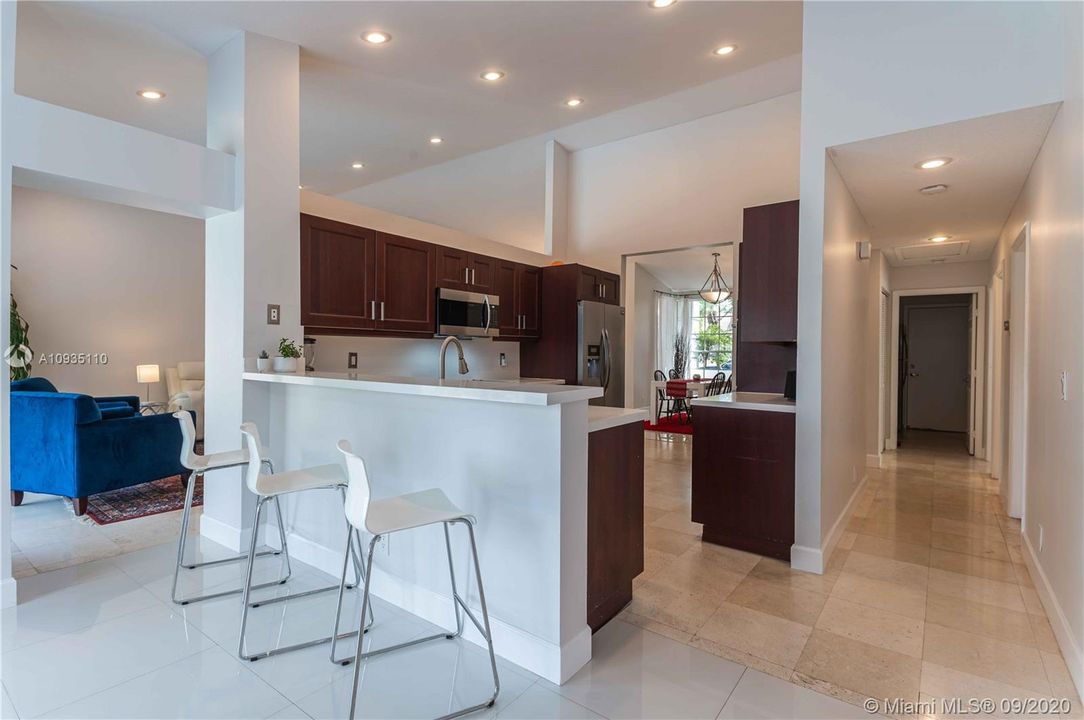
[905,305,971,432]
[880,291,891,450]
[968,294,978,454]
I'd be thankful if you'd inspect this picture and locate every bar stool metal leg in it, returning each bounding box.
[238,492,368,662]
[345,519,500,720]
[171,460,291,606]
[330,528,376,664]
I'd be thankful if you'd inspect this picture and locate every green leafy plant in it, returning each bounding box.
[277,338,302,358]
[258,350,269,359]
[9,293,31,381]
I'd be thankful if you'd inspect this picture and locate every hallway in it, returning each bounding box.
[628,431,1082,715]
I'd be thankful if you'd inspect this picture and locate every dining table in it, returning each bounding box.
[650,379,708,424]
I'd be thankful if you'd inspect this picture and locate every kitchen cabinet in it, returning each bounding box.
[374,232,437,334]
[437,247,496,293]
[588,420,644,631]
[577,266,620,305]
[301,214,435,336]
[301,214,376,330]
[691,405,795,560]
[495,261,541,339]
[740,200,798,342]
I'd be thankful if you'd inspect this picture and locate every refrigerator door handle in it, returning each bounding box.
[601,328,611,391]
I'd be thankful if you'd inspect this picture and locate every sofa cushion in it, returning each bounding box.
[99,405,137,420]
[176,361,204,382]
[12,377,57,393]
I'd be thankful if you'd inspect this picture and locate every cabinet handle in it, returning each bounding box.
[464,267,469,283]
[371,300,376,318]
[471,268,476,285]
[380,301,385,321]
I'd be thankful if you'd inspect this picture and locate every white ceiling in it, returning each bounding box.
[829,104,1059,266]
[20,1,802,194]
[634,245,734,293]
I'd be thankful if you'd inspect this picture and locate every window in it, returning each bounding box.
[689,297,734,378]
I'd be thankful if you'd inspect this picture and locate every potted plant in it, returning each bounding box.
[274,338,302,373]
[256,350,272,372]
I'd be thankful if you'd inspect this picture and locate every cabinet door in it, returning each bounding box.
[436,247,471,290]
[577,268,601,301]
[599,272,620,305]
[300,214,375,329]
[739,200,798,342]
[374,233,436,334]
[518,266,542,337]
[469,254,496,292]
[495,261,520,336]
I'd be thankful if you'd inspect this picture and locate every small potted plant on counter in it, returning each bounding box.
[256,350,272,372]
[274,338,302,373]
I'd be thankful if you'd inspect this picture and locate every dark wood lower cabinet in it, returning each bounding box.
[587,421,644,631]
[691,407,795,560]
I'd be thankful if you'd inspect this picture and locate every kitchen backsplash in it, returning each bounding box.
[308,334,521,380]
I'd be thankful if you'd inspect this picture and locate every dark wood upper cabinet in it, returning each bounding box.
[576,266,620,305]
[495,261,519,336]
[374,233,436,334]
[301,214,375,330]
[436,247,471,290]
[469,254,496,293]
[739,200,799,342]
[518,266,542,337]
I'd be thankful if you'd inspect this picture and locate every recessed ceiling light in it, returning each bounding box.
[429,136,443,144]
[928,235,951,243]
[137,89,165,100]
[362,31,391,45]
[649,0,676,8]
[918,157,952,170]
[713,45,737,56]
[351,162,364,169]
[480,70,505,82]
[565,97,583,107]
[919,184,949,195]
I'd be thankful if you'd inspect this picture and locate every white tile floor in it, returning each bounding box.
[0,534,874,719]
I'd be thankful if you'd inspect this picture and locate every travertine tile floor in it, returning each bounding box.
[626,430,1082,717]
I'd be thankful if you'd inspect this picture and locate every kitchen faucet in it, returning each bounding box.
[439,336,469,379]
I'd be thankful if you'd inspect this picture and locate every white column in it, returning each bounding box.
[545,139,569,258]
[202,32,300,550]
[0,0,18,608]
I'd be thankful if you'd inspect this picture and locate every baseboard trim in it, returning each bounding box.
[284,530,589,685]
[792,472,869,575]
[1,575,17,608]
[866,453,883,469]
[199,514,243,553]
[1022,533,1083,700]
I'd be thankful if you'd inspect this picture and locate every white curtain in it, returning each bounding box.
[655,293,693,377]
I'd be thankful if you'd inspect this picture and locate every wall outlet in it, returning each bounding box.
[347,352,358,369]
[376,534,390,557]
[267,304,280,325]
[1038,524,1044,553]
[1060,371,1069,401]
[499,352,508,368]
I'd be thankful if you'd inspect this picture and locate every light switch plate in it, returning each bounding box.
[267,304,280,325]
[499,352,507,367]
[348,352,358,369]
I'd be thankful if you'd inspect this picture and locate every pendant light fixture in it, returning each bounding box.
[699,252,730,304]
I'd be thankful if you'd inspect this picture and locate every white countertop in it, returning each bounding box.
[588,406,648,433]
[243,371,601,406]
[690,391,796,413]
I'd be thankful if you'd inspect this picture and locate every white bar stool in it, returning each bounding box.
[331,440,500,720]
[238,423,369,662]
[171,411,291,605]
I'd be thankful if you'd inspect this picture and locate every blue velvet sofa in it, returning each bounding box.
[10,378,188,515]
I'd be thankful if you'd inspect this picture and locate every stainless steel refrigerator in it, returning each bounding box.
[577,301,625,407]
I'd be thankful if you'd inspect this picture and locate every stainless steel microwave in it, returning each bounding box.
[436,288,500,337]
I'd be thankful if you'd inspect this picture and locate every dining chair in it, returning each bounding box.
[653,370,674,422]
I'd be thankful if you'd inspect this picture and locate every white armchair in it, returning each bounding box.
[166,361,205,439]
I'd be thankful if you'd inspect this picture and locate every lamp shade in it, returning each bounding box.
[136,364,160,384]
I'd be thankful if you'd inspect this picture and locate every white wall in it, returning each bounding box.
[865,250,891,460]
[341,138,547,254]
[568,92,800,273]
[987,4,1084,689]
[10,186,204,401]
[624,262,673,410]
[796,0,1068,573]
[890,260,991,291]
[808,158,871,570]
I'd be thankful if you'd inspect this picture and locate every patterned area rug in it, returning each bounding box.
[85,441,203,525]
